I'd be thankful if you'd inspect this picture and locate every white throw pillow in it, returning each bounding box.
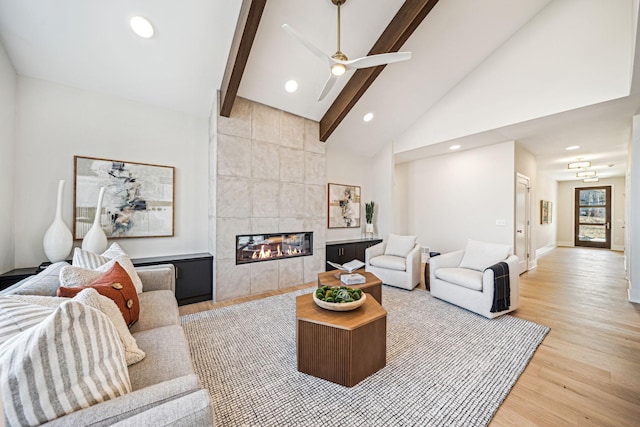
[69,247,143,294]
[384,234,417,258]
[73,288,145,366]
[459,239,511,271]
[0,300,131,426]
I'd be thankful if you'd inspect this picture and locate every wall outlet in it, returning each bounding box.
[496,219,506,226]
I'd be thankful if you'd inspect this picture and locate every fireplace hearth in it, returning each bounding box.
[236,232,313,265]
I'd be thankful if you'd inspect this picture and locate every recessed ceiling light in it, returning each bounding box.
[363,112,374,122]
[285,80,298,93]
[449,144,461,150]
[130,16,154,39]
[565,145,580,150]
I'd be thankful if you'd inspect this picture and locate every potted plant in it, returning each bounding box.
[365,201,375,234]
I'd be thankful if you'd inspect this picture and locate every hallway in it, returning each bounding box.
[492,247,640,426]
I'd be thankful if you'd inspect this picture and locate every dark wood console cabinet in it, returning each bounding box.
[325,239,382,271]
[0,253,213,306]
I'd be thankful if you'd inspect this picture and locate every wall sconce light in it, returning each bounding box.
[576,170,596,178]
[568,161,591,169]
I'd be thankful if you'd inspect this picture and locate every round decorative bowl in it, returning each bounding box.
[312,291,366,311]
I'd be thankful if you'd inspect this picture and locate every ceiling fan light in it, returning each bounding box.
[130,16,154,38]
[331,63,346,76]
[568,160,591,169]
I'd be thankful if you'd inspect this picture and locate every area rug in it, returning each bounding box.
[181,287,549,426]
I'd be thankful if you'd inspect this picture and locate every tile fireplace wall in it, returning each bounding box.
[210,96,326,301]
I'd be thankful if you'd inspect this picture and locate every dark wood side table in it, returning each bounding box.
[424,252,440,291]
[296,294,387,387]
[0,253,213,306]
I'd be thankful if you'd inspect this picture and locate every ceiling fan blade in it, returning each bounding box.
[282,24,331,66]
[343,52,412,70]
[318,74,338,102]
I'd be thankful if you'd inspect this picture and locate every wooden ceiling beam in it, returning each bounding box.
[319,0,440,142]
[219,0,267,117]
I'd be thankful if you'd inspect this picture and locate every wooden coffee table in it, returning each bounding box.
[317,270,382,305]
[296,294,387,387]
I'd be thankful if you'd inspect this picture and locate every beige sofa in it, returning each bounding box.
[1,264,213,426]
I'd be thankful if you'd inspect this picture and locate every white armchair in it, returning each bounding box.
[429,240,520,318]
[365,234,421,290]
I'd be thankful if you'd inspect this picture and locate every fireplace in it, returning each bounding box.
[236,232,313,265]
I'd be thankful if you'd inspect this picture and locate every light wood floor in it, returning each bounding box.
[179,247,640,426]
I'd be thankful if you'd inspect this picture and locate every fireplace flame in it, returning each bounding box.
[251,244,302,259]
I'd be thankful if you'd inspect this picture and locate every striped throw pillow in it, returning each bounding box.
[0,298,54,346]
[0,300,131,426]
[67,250,143,294]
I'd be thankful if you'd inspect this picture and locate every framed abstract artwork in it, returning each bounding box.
[74,156,175,239]
[328,183,361,228]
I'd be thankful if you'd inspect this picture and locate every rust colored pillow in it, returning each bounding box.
[57,262,140,327]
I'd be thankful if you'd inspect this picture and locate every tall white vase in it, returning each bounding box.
[82,187,108,254]
[43,180,73,262]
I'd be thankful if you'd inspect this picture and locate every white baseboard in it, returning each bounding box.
[535,243,557,258]
[611,244,624,251]
[528,258,538,270]
[628,282,640,303]
[557,241,574,247]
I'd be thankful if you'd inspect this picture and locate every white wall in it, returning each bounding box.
[536,173,558,254]
[394,0,633,154]
[0,42,16,274]
[14,77,209,267]
[325,143,370,242]
[371,142,395,240]
[400,141,516,254]
[626,115,640,302]
[556,177,626,250]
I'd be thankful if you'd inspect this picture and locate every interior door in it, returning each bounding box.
[574,186,611,249]
[515,174,530,274]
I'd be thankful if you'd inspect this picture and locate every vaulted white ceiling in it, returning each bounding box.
[0,0,638,182]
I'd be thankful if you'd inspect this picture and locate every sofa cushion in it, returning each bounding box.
[369,254,407,271]
[384,234,417,258]
[129,325,194,390]
[129,290,179,334]
[459,240,511,272]
[58,262,140,327]
[0,300,131,426]
[72,244,143,293]
[0,262,69,296]
[435,267,484,291]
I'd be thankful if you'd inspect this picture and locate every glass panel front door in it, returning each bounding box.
[574,186,611,248]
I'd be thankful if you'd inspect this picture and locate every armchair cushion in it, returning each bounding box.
[459,239,511,271]
[369,255,406,271]
[434,267,483,291]
[384,234,417,258]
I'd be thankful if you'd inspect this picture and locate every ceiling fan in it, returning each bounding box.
[282,0,411,101]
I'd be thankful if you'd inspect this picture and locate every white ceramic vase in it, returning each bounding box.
[82,186,108,254]
[365,223,374,234]
[43,180,73,262]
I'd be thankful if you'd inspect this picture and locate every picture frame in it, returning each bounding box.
[540,200,549,224]
[328,183,361,229]
[74,156,175,239]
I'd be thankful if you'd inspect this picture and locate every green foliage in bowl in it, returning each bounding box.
[315,285,362,303]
